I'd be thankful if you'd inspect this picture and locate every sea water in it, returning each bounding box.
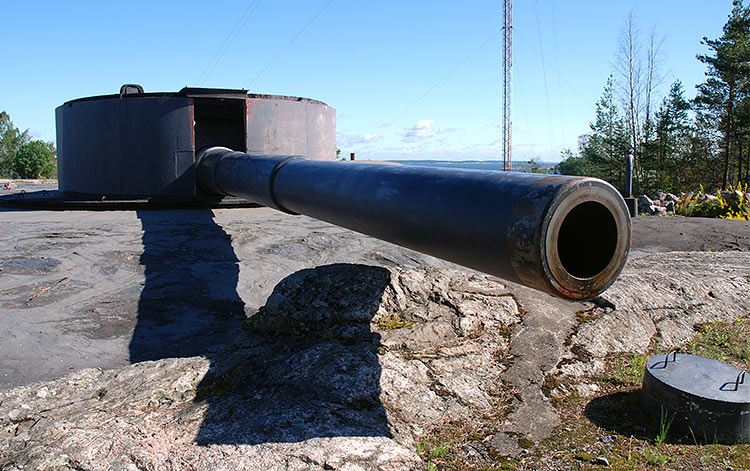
[392,160,559,173]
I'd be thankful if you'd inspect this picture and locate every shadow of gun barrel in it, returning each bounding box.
[197,147,631,300]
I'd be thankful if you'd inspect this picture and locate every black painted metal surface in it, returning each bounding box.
[642,352,750,444]
[56,95,196,197]
[197,147,632,300]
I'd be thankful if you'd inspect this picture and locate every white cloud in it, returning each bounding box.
[402,119,452,142]
[336,132,383,147]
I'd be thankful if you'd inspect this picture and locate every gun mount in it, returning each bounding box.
[5,86,631,300]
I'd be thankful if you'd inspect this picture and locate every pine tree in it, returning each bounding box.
[557,77,629,190]
[695,0,750,188]
[582,76,630,189]
[648,81,692,190]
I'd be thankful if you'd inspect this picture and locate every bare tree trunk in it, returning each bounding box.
[738,137,744,187]
[722,143,731,190]
[643,29,665,158]
[616,13,644,188]
[723,87,734,190]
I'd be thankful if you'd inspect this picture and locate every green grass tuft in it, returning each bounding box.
[377,314,414,330]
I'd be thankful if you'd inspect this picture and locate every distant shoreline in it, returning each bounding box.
[388,160,558,173]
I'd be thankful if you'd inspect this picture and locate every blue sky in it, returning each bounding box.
[0,1,734,162]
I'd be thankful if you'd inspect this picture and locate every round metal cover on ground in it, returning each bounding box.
[641,352,749,444]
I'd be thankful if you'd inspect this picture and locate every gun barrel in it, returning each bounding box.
[197,147,631,300]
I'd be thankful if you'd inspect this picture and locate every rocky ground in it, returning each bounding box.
[0,187,749,470]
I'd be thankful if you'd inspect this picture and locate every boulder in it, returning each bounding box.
[638,195,654,214]
[638,195,653,207]
[645,204,667,216]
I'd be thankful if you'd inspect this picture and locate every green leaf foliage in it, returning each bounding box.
[0,111,31,177]
[1,111,56,179]
[11,140,57,179]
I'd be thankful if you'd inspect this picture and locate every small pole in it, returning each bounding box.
[625,154,634,198]
[350,153,355,161]
[624,154,637,217]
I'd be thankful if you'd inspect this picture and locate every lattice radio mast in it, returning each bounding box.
[502,0,513,171]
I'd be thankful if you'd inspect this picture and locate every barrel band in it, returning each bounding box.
[196,146,233,196]
[268,156,306,215]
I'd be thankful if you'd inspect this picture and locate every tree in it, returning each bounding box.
[560,2,750,195]
[614,14,665,189]
[688,110,724,189]
[615,13,644,160]
[557,77,629,189]
[695,0,750,188]
[0,111,30,177]
[556,148,593,176]
[11,140,56,179]
[526,157,545,173]
[583,77,630,186]
[643,81,692,191]
[642,29,666,161]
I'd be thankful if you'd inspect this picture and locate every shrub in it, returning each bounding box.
[675,183,749,220]
[10,140,56,179]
